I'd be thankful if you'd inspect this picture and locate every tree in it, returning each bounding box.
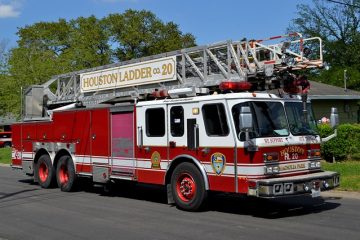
[289,0,360,90]
[4,10,196,117]
[0,39,10,74]
[104,10,195,61]
[0,39,18,116]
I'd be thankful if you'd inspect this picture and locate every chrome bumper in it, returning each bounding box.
[248,171,340,198]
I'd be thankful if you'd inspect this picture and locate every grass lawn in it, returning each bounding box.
[0,147,11,164]
[322,161,360,192]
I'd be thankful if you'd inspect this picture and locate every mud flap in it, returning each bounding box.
[167,184,175,204]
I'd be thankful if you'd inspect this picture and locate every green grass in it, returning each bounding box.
[322,161,360,192]
[0,147,11,164]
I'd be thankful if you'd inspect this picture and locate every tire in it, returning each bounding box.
[56,155,77,192]
[36,154,55,188]
[4,142,11,148]
[171,162,207,211]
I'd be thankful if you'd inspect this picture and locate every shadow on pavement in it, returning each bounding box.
[17,177,341,219]
[0,188,39,200]
[206,193,341,219]
[76,179,341,218]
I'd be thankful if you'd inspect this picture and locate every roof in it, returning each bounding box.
[0,115,16,125]
[308,81,360,100]
[137,92,304,107]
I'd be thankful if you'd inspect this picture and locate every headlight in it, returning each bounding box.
[265,166,279,175]
[309,161,321,169]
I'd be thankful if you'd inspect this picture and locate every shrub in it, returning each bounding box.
[319,124,360,161]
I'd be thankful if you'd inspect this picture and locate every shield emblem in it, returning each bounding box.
[211,152,226,175]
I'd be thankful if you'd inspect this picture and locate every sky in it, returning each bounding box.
[0,0,315,49]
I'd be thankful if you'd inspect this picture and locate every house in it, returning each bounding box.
[308,81,360,123]
[0,114,16,131]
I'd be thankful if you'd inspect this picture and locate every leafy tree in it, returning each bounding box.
[0,40,16,116]
[0,39,10,74]
[104,10,195,61]
[2,10,195,117]
[289,0,360,90]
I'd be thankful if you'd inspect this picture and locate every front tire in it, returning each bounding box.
[36,154,55,188]
[56,155,77,192]
[171,162,207,211]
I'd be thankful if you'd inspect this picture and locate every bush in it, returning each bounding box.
[319,124,360,161]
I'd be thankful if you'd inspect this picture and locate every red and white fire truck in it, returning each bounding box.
[11,33,340,211]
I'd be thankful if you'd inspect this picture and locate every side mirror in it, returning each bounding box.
[239,106,253,131]
[330,107,339,128]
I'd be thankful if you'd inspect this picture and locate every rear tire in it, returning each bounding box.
[4,142,11,148]
[36,154,55,188]
[171,162,207,211]
[56,155,77,192]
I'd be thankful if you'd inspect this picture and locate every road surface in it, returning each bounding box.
[0,166,359,240]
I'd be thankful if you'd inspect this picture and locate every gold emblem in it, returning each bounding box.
[151,151,161,169]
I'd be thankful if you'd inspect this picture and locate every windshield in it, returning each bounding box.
[232,101,318,140]
[285,102,318,135]
[232,102,289,139]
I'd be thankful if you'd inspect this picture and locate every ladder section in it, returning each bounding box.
[40,33,323,106]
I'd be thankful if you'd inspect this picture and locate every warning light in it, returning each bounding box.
[219,81,252,92]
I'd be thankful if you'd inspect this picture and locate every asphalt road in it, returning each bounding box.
[0,166,359,240]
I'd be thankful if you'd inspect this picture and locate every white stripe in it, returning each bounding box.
[160,162,169,169]
[112,159,134,167]
[92,157,109,164]
[205,160,312,176]
[74,156,91,164]
[137,160,151,169]
[22,152,33,158]
[112,156,136,160]
[237,165,264,175]
[0,138,11,141]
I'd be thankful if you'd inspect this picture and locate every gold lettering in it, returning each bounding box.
[135,69,141,80]
[146,67,152,78]
[98,75,103,86]
[83,78,90,89]
[129,70,134,80]
[111,73,118,83]
[123,71,129,81]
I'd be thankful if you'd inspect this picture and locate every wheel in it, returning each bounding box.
[171,162,207,211]
[4,142,11,148]
[36,154,55,188]
[56,155,77,192]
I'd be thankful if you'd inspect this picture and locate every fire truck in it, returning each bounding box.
[11,33,340,211]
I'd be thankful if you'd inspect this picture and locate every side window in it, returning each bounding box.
[202,103,229,136]
[170,106,184,137]
[146,108,165,137]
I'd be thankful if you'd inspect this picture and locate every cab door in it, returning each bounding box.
[136,104,168,184]
[167,102,199,159]
[197,100,236,193]
[167,101,236,193]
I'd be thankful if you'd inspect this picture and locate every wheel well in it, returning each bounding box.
[34,149,50,164]
[53,149,72,171]
[165,156,209,190]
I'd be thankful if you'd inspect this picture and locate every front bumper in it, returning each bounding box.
[248,171,340,198]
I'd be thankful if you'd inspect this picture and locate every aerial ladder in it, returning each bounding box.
[23,33,323,120]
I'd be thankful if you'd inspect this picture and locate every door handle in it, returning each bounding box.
[201,147,210,155]
[144,146,151,153]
